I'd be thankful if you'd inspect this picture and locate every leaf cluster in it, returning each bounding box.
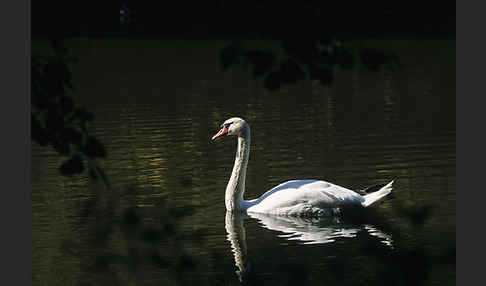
[32,45,109,186]
[220,36,401,91]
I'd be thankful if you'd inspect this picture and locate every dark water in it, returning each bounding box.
[32,37,455,285]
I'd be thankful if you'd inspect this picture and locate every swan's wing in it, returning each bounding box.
[314,181,365,205]
[247,180,364,214]
[256,179,322,199]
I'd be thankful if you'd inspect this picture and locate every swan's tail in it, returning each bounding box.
[361,180,394,207]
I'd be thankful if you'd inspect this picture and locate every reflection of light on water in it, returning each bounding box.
[383,69,397,133]
[364,224,394,248]
[135,152,167,188]
[321,88,336,153]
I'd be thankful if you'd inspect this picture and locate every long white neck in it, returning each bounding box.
[225,126,251,211]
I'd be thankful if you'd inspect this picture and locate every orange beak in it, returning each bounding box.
[212,125,228,141]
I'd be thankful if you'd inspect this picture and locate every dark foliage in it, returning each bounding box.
[31,1,447,94]
[309,65,334,86]
[70,189,205,285]
[264,70,283,91]
[279,59,306,84]
[83,136,107,158]
[336,49,355,70]
[244,50,276,77]
[59,154,84,175]
[32,40,109,185]
[220,43,241,71]
[360,48,401,71]
[395,203,434,228]
[220,37,400,91]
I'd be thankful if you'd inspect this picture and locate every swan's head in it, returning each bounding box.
[212,117,249,141]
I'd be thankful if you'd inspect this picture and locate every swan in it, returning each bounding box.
[212,117,394,216]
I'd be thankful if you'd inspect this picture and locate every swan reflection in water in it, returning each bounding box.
[225,211,393,282]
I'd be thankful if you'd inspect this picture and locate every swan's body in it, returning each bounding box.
[212,117,393,216]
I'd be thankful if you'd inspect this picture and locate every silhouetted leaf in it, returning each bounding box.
[264,70,282,91]
[43,61,72,96]
[31,114,48,146]
[282,39,303,58]
[88,164,110,186]
[282,39,318,65]
[61,127,82,146]
[97,166,109,185]
[74,107,95,122]
[309,65,334,85]
[60,96,75,114]
[59,154,84,175]
[399,204,434,227]
[391,54,402,67]
[150,251,171,268]
[33,45,108,185]
[162,222,176,236]
[84,136,107,158]
[121,208,141,229]
[52,138,71,156]
[177,254,196,270]
[127,247,141,270]
[336,49,355,69]
[46,105,64,132]
[220,44,241,70]
[243,50,275,77]
[279,59,306,84]
[140,227,161,244]
[360,48,389,71]
[319,50,337,67]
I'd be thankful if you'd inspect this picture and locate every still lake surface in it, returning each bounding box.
[32,37,455,285]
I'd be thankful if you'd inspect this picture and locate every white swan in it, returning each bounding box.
[212,117,394,216]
